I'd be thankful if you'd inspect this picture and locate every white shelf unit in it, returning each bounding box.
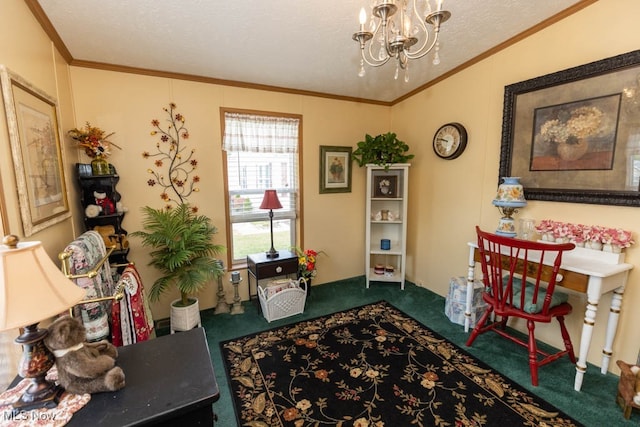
[365,164,409,289]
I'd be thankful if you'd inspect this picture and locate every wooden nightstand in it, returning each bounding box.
[247,250,298,299]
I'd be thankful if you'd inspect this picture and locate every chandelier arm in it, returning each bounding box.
[402,0,431,58]
[373,21,395,62]
[410,0,430,39]
[360,47,391,68]
[403,30,438,60]
[403,9,449,60]
[362,21,390,65]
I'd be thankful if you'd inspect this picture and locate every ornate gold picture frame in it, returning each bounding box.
[0,66,70,235]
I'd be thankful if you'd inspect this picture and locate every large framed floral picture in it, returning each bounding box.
[499,49,640,206]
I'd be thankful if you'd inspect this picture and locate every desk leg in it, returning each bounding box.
[601,285,625,375]
[574,299,597,391]
[464,246,476,333]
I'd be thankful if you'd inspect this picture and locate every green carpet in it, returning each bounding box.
[158,277,639,426]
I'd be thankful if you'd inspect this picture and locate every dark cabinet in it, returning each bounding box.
[75,163,129,268]
[246,250,299,299]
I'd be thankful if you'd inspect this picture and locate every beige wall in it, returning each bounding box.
[393,0,640,369]
[1,0,639,385]
[67,71,390,319]
[0,0,78,253]
[0,0,80,389]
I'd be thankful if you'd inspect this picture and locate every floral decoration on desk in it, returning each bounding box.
[535,219,634,253]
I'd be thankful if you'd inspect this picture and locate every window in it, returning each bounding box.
[222,110,301,266]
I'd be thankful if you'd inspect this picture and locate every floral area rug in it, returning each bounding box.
[220,301,582,427]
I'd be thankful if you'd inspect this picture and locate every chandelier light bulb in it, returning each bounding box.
[359,8,367,25]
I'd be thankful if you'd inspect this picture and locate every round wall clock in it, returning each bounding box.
[433,122,468,160]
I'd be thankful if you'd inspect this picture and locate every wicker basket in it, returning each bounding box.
[258,278,307,322]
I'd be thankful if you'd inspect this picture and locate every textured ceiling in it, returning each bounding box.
[35,0,588,104]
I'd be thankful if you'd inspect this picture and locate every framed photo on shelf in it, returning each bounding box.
[499,49,640,206]
[0,66,70,235]
[373,175,398,198]
[319,145,352,194]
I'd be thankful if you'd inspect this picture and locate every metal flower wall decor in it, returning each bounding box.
[143,103,200,211]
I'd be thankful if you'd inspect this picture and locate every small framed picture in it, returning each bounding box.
[373,175,398,198]
[319,145,352,194]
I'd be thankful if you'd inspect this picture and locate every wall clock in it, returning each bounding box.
[433,122,467,160]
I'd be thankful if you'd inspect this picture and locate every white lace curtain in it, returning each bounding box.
[222,112,299,153]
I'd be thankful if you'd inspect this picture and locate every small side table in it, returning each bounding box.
[247,250,298,299]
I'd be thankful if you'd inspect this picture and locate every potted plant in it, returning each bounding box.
[352,132,414,170]
[131,203,224,330]
[133,103,225,331]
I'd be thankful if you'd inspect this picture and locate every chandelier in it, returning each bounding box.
[352,0,451,82]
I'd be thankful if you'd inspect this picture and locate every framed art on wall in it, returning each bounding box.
[0,66,70,235]
[499,49,640,206]
[319,145,352,194]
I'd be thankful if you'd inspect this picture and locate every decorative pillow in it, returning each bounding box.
[507,276,569,314]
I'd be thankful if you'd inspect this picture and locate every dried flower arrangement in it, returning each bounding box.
[68,122,120,158]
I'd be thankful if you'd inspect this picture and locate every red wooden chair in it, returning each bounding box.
[466,226,577,386]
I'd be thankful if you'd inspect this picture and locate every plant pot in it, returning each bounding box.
[170,297,201,333]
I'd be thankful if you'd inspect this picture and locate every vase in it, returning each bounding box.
[603,243,622,253]
[586,241,603,251]
[91,156,110,175]
[557,139,588,161]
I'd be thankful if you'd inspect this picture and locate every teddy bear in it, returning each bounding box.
[44,316,125,395]
[93,190,115,215]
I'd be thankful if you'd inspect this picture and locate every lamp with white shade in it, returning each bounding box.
[0,235,86,410]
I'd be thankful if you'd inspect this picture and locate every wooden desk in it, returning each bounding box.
[466,242,632,392]
[64,327,219,426]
